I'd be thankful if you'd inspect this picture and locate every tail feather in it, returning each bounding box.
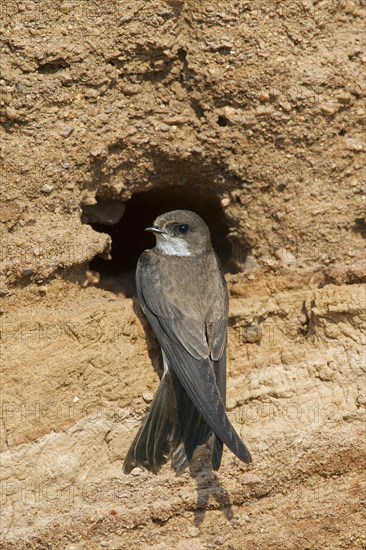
[212,436,224,470]
[124,370,214,474]
[123,371,179,474]
[124,360,251,474]
[171,370,212,473]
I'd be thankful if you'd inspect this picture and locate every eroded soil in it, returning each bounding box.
[0,1,365,549]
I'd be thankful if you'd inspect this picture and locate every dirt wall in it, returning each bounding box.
[0,1,365,549]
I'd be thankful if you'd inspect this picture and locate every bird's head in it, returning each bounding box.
[146,210,212,256]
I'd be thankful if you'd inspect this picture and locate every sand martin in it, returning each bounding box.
[124,210,251,474]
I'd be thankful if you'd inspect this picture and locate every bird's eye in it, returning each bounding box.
[178,224,189,234]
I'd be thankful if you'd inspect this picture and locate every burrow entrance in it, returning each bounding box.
[83,186,243,296]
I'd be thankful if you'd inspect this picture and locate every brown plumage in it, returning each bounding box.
[123,210,251,474]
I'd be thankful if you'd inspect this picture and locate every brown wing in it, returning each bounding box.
[136,251,251,465]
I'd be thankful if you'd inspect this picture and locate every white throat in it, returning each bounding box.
[155,235,191,256]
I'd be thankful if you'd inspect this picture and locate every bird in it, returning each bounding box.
[123,210,252,474]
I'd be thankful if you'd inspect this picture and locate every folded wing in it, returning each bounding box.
[136,252,252,466]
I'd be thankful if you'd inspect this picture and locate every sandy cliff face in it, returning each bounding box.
[0,1,365,549]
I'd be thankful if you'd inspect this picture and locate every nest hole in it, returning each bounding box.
[83,187,239,296]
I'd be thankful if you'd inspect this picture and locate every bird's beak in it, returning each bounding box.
[145,226,165,234]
